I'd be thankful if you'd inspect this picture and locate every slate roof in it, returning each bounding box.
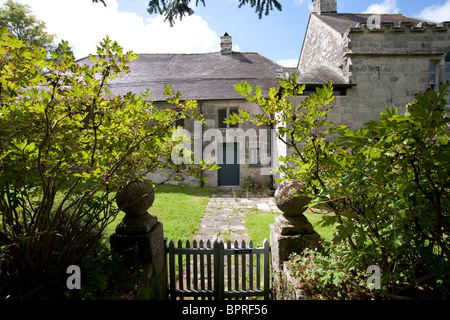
[294,13,433,86]
[314,13,429,35]
[77,52,287,101]
[296,65,349,86]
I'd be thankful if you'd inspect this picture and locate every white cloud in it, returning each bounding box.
[364,0,399,14]
[418,0,450,23]
[0,0,220,59]
[277,58,298,68]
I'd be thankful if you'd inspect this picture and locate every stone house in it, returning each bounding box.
[79,0,450,188]
[271,0,450,182]
[296,0,450,131]
[80,33,286,187]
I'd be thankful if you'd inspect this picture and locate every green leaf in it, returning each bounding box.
[334,220,355,243]
[253,85,262,99]
[238,109,251,121]
[233,81,252,98]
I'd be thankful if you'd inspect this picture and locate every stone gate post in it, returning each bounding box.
[110,179,167,299]
[270,180,320,297]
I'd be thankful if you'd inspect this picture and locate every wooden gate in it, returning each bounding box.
[167,239,270,300]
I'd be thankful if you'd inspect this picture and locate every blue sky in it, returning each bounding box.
[118,0,450,66]
[3,0,450,66]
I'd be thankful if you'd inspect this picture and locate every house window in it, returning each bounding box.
[445,52,450,109]
[429,60,440,90]
[445,52,450,83]
[174,118,184,129]
[218,106,239,129]
[249,148,261,166]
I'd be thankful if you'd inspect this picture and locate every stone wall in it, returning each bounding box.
[299,19,450,130]
[146,99,274,187]
[273,261,308,300]
[343,23,450,129]
[298,14,349,77]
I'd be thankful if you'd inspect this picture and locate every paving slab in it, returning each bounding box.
[257,203,271,211]
[194,187,282,242]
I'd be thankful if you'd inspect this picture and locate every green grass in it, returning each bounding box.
[104,185,211,243]
[149,185,211,242]
[105,185,336,249]
[245,210,337,247]
[304,211,337,242]
[245,212,277,247]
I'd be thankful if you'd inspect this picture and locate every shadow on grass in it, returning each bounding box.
[105,185,212,243]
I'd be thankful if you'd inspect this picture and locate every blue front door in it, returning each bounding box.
[218,143,239,186]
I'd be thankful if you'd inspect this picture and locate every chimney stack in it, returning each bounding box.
[220,32,232,56]
[312,0,337,14]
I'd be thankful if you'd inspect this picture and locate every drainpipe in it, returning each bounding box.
[269,116,274,189]
[199,101,204,188]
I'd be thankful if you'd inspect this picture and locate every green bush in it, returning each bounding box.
[0,29,212,299]
[231,74,450,299]
[319,83,450,298]
[288,241,374,300]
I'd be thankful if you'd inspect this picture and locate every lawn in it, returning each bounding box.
[104,185,211,243]
[149,185,211,242]
[104,185,335,248]
[245,210,337,247]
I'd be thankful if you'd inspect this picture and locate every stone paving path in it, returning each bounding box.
[194,186,282,242]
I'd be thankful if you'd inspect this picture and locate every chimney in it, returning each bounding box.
[312,0,337,14]
[220,32,232,56]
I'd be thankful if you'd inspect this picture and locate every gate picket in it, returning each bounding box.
[249,240,254,291]
[167,238,271,300]
[206,240,212,291]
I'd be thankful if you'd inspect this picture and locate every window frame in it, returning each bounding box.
[445,52,450,110]
[249,147,262,167]
[429,60,440,90]
[218,106,239,129]
[174,118,185,129]
[445,52,450,83]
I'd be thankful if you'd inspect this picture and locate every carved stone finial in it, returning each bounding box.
[116,179,155,216]
[274,180,312,216]
[115,179,156,234]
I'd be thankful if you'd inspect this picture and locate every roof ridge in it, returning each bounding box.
[319,13,413,17]
[253,52,287,70]
[133,51,262,56]
[313,12,434,35]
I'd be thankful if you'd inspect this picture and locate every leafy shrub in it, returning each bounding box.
[241,176,255,191]
[317,83,450,298]
[288,241,375,299]
[0,29,212,299]
[231,74,450,299]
